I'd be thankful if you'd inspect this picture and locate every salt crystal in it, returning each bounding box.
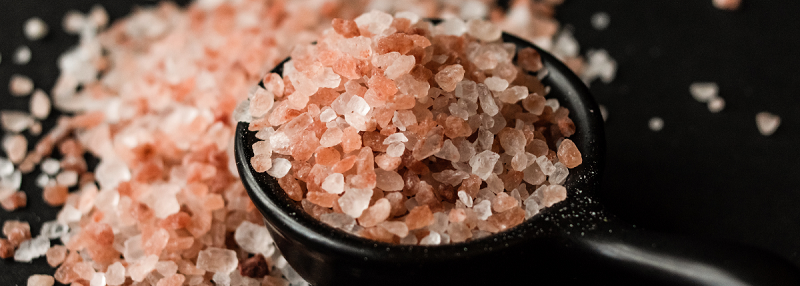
[473,200,492,220]
[535,185,568,208]
[435,18,467,36]
[1,110,34,132]
[29,89,51,120]
[3,135,27,164]
[591,12,611,30]
[435,64,466,92]
[197,248,238,274]
[583,49,617,84]
[524,197,541,219]
[267,158,291,178]
[27,275,54,286]
[14,46,32,65]
[708,97,725,113]
[40,221,69,239]
[434,139,460,162]
[234,221,273,254]
[466,19,501,42]
[24,17,49,41]
[477,83,499,116]
[549,162,569,184]
[432,170,470,186]
[320,213,357,232]
[648,117,664,132]
[378,221,408,238]
[469,150,500,180]
[320,127,343,147]
[338,187,372,218]
[354,10,393,36]
[347,96,371,116]
[458,191,474,207]
[95,159,130,190]
[56,170,79,187]
[105,262,125,286]
[374,169,404,191]
[41,158,61,175]
[155,261,178,277]
[386,142,405,157]
[383,133,408,145]
[319,108,337,122]
[385,55,415,80]
[755,112,781,136]
[484,77,508,92]
[88,5,109,27]
[90,273,105,286]
[552,29,580,59]
[358,198,391,227]
[212,272,231,286]
[62,10,85,34]
[689,82,719,103]
[15,235,50,262]
[321,173,345,194]
[713,0,741,10]
[419,231,442,245]
[545,98,560,111]
[0,157,13,177]
[455,80,479,102]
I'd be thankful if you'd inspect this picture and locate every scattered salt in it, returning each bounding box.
[755,112,780,136]
[9,74,34,96]
[689,82,719,103]
[24,17,49,41]
[590,12,611,30]
[648,117,664,132]
[14,46,32,65]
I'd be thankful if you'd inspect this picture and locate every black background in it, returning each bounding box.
[2,0,800,285]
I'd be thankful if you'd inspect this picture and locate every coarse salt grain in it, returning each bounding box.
[649,117,664,132]
[755,112,780,136]
[24,17,49,41]
[9,74,34,96]
[14,46,32,65]
[591,12,611,30]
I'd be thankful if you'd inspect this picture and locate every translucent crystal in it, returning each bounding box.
[476,83,498,116]
[374,169,403,191]
[466,19,501,42]
[473,200,492,220]
[106,262,125,286]
[197,247,238,274]
[27,275,54,286]
[458,190,474,207]
[419,231,441,245]
[320,213,356,232]
[234,221,273,254]
[321,173,345,194]
[338,187,372,218]
[40,221,69,239]
[469,150,500,180]
[267,158,291,178]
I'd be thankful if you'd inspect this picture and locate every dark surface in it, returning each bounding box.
[1,0,800,285]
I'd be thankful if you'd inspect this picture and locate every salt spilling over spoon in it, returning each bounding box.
[234,27,800,285]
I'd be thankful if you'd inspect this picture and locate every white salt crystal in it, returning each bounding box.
[591,12,611,30]
[338,187,373,218]
[88,5,109,28]
[469,150,500,180]
[41,158,61,175]
[90,273,106,286]
[14,46,32,65]
[319,108,337,122]
[197,247,238,274]
[394,11,420,24]
[40,221,69,239]
[321,173,345,194]
[386,142,406,157]
[123,235,145,263]
[383,133,408,145]
[56,170,79,187]
[1,168,22,192]
[583,49,617,84]
[57,204,82,224]
[29,89,51,120]
[62,10,86,34]
[95,159,131,190]
[319,213,356,232]
[1,110,34,132]
[649,117,664,132]
[484,77,508,92]
[552,29,580,59]
[419,231,442,245]
[455,80,478,102]
[3,135,27,164]
[436,18,467,36]
[0,157,13,177]
[27,274,54,286]
[400,234,418,245]
[374,169,404,191]
[535,156,556,176]
[24,17,49,41]
[458,190,473,207]
[347,95,371,116]
[15,235,50,262]
[755,112,781,136]
[473,200,492,220]
[466,19,501,42]
[213,272,231,286]
[105,262,125,286]
[234,221,274,254]
[233,100,252,123]
[549,162,569,185]
[448,102,470,120]
[708,97,725,113]
[689,82,719,103]
[477,83,499,116]
[267,158,291,178]
[319,127,343,147]
[155,261,178,277]
[385,55,415,80]
[524,198,541,219]
[354,10,393,36]
[344,112,368,131]
[497,85,529,104]
[434,139,460,162]
[545,98,560,111]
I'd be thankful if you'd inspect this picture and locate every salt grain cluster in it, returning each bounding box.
[247,14,582,245]
[690,82,725,113]
[0,0,580,284]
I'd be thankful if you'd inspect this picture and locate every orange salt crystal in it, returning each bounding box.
[458,175,482,198]
[250,154,272,173]
[341,127,362,154]
[377,33,415,55]
[68,111,105,129]
[367,73,398,100]
[374,154,402,171]
[1,191,27,211]
[159,212,193,230]
[43,184,69,206]
[332,18,360,38]
[384,192,407,217]
[448,209,467,223]
[491,193,519,213]
[405,205,434,230]
[315,147,341,167]
[357,198,391,227]
[278,174,304,201]
[307,191,339,208]
[557,139,582,168]
[359,226,395,243]
[517,47,543,72]
[46,245,68,267]
[0,239,14,259]
[488,206,526,231]
[156,274,186,286]
[3,220,31,246]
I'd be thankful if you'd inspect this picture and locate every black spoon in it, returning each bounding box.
[234,29,800,286]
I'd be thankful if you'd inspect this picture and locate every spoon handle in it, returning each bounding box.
[565,224,800,285]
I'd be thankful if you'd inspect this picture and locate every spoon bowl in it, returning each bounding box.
[235,29,800,286]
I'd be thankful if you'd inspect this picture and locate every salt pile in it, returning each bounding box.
[245,15,583,245]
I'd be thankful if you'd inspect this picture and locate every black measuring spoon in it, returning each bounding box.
[234,28,800,285]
